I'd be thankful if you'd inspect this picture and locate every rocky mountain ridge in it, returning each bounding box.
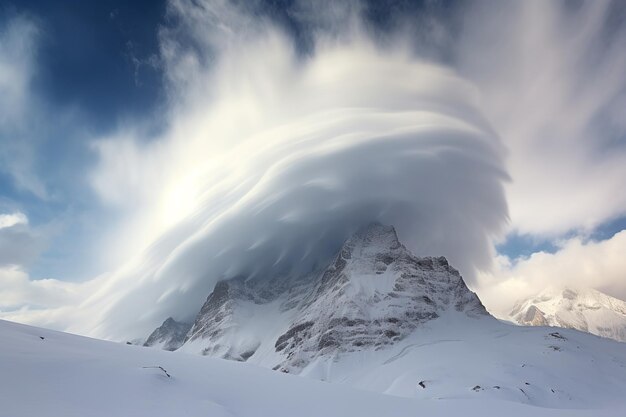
[145,223,489,371]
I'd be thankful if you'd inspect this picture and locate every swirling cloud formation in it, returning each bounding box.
[80,1,509,339]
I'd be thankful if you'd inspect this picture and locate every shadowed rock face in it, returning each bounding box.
[187,279,241,345]
[145,223,489,371]
[144,317,192,351]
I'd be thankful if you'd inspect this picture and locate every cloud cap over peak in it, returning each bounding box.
[82,4,509,339]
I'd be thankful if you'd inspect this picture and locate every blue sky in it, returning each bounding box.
[1,0,626,339]
[0,0,166,279]
[7,0,164,124]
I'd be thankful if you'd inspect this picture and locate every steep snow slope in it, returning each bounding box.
[2,319,626,417]
[511,287,626,342]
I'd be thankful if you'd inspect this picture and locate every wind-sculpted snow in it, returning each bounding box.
[82,1,508,340]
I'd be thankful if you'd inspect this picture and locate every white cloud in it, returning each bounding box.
[0,212,28,229]
[0,15,48,199]
[457,0,626,238]
[0,265,100,331]
[80,1,509,340]
[477,230,626,318]
[0,266,80,310]
[461,1,626,314]
[0,211,49,267]
[0,17,36,125]
[80,0,626,340]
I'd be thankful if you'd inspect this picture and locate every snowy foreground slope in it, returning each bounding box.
[511,286,626,342]
[2,319,626,417]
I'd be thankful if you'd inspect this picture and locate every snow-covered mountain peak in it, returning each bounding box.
[511,286,626,342]
[535,287,626,314]
[332,222,460,288]
[148,223,489,372]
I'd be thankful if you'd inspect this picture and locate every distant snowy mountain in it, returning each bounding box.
[510,287,626,342]
[140,224,626,409]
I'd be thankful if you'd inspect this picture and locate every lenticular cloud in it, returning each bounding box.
[82,1,509,340]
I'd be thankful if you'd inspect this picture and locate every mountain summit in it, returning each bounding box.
[146,223,488,370]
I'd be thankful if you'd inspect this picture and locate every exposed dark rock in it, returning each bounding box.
[240,349,257,361]
[384,330,399,338]
[275,321,314,352]
[143,317,192,351]
[549,332,567,340]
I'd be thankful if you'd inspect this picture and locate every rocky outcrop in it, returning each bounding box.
[143,317,192,351]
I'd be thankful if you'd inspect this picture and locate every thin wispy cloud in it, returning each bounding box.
[0,16,48,199]
[457,0,626,237]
